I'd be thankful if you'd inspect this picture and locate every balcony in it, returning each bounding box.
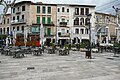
[59,22,67,27]
[59,33,70,37]
[16,11,21,14]
[11,19,26,25]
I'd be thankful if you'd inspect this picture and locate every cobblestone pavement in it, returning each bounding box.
[0,50,120,80]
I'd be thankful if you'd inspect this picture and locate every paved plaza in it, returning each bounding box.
[0,50,120,80]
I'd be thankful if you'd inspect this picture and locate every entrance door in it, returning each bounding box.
[46,38,51,46]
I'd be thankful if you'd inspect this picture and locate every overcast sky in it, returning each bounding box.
[0,0,120,15]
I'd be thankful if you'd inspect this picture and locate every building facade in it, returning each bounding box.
[70,4,96,44]
[2,1,113,46]
[95,12,116,43]
[9,1,57,46]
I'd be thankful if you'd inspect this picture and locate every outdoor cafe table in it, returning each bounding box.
[59,48,69,55]
[12,49,25,58]
[31,48,42,56]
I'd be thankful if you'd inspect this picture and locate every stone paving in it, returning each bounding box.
[0,50,120,80]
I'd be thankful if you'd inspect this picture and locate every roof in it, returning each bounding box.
[14,1,33,6]
[69,4,96,7]
[95,12,116,17]
[14,1,56,6]
[14,1,95,7]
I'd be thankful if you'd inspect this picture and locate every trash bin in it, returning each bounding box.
[85,50,91,59]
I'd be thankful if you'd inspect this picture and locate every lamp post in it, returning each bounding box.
[112,6,120,42]
[87,13,92,59]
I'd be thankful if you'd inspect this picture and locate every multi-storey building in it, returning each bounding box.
[95,12,116,43]
[5,1,119,46]
[0,14,11,35]
[9,1,57,46]
[56,4,71,45]
[70,4,96,44]
[56,4,96,45]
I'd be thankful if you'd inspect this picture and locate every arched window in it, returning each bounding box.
[80,18,84,25]
[74,17,79,25]
[85,18,89,25]
[85,29,88,34]
[80,29,84,34]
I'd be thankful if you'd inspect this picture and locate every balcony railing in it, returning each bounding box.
[11,19,26,24]
[59,22,67,27]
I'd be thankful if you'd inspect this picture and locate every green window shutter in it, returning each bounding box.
[42,6,46,14]
[47,28,51,35]
[37,16,40,24]
[42,16,46,24]
[47,17,51,24]
[37,6,40,13]
[48,7,51,14]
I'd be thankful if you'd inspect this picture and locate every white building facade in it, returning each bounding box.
[69,5,96,44]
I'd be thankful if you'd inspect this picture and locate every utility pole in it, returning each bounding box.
[112,6,120,42]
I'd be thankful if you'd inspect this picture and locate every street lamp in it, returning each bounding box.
[112,6,120,42]
[87,13,92,59]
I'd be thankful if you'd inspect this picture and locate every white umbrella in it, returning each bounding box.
[6,37,8,46]
[13,29,17,46]
[40,24,44,46]
[24,27,28,46]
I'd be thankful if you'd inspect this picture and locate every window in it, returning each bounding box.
[42,16,46,24]
[13,8,15,13]
[17,7,19,11]
[3,28,5,34]
[42,6,46,13]
[13,27,15,30]
[61,29,65,34]
[0,28,2,34]
[4,19,5,24]
[62,18,65,22]
[67,20,69,22]
[47,28,51,35]
[80,18,84,25]
[67,30,69,33]
[22,15,24,20]
[32,27,39,33]
[37,6,40,13]
[17,16,19,21]
[81,8,84,15]
[85,8,89,15]
[47,17,51,24]
[22,5,25,11]
[80,29,84,34]
[74,17,79,25]
[7,27,9,34]
[75,29,79,34]
[75,8,79,15]
[48,7,51,14]
[67,9,69,13]
[13,16,15,20]
[7,18,9,24]
[37,16,40,24]
[62,7,64,12]
[85,29,88,34]
[58,8,60,12]
[21,26,24,32]
[17,26,19,31]
[85,18,89,25]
